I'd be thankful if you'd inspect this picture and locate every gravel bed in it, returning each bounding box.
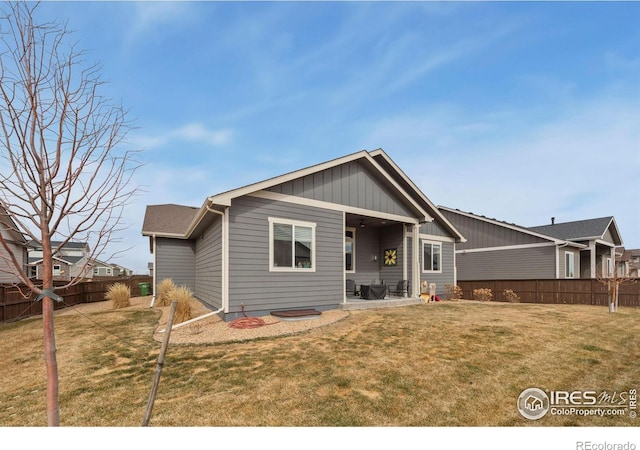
[55,296,350,344]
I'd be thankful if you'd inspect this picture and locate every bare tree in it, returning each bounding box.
[596,256,637,313]
[0,2,140,425]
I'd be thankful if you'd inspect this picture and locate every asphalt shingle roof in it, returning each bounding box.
[142,204,200,236]
[528,217,614,241]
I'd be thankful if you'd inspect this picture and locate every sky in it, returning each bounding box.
[25,1,640,275]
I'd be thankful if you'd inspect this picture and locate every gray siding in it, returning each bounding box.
[227,195,343,316]
[379,224,404,286]
[0,239,26,284]
[349,224,405,289]
[441,210,549,250]
[155,238,196,291]
[194,216,222,309]
[456,245,557,280]
[419,240,455,296]
[268,160,415,218]
[351,226,380,286]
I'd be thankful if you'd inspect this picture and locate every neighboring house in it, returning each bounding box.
[439,208,623,281]
[27,240,93,281]
[0,205,28,284]
[529,217,623,279]
[615,248,640,278]
[142,149,465,320]
[91,259,133,277]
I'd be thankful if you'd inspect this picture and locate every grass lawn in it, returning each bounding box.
[0,300,638,426]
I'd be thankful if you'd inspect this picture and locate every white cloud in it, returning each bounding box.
[364,93,640,247]
[132,122,233,151]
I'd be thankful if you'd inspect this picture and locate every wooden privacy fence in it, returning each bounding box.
[0,276,153,323]
[458,279,640,307]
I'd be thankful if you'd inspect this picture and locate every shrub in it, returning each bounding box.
[168,285,193,324]
[444,284,463,300]
[155,278,176,307]
[503,289,520,303]
[472,288,493,302]
[106,282,130,309]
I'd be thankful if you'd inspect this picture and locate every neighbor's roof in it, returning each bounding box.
[528,217,622,245]
[142,204,200,237]
[27,240,89,249]
[438,206,585,248]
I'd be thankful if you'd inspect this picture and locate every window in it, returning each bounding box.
[93,268,99,275]
[565,252,575,278]
[269,218,316,271]
[345,227,355,273]
[422,241,442,273]
[53,265,61,276]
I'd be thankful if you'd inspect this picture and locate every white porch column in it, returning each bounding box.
[412,223,420,297]
[590,242,596,278]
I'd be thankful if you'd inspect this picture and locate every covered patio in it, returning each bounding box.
[343,212,419,304]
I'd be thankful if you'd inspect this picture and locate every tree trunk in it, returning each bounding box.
[41,235,60,426]
[42,295,60,426]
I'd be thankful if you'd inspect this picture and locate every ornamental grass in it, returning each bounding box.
[105,282,130,309]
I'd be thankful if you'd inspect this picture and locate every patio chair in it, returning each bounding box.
[346,279,357,298]
[390,280,410,297]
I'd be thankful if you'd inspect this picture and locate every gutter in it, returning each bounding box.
[149,234,157,307]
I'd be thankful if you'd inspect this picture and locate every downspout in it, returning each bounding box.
[206,202,229,314]
[149,234,157,307]
[159,202,228,332]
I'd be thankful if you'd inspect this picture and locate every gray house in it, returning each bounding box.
[529,217,623,278]
[439,207,622,280]
[142,149,465,320]
[27,240,93,281]
[0,205,28,284]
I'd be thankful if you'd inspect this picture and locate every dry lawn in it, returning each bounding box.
[0,298,639,427]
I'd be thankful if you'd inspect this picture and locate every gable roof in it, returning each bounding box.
[145,149,465,241]
[142,204,200,237]
[528,217,622,246]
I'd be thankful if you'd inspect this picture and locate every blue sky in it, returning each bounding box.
[33,1,640,274]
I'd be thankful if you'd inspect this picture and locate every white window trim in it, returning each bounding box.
[345,226,356,273]
[268,217,316,272]
[422,240,442,274]
[564,251,575,279]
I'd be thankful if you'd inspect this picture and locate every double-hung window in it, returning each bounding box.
[269,218,316,271]
[422,241,442,273]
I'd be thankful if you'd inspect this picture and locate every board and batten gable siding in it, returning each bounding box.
[441,210,549,250]
[227,195,343,315]
[267,160,415,218]
[155,238,196,292]
[420,220,450,238]
[456,245,556,280]
[194,215,222,309]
